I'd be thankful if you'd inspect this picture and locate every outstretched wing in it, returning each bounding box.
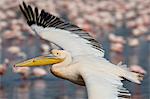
[80,68,131,99]
[19,2,104,57]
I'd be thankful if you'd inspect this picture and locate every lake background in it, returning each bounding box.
[0,0,149,99]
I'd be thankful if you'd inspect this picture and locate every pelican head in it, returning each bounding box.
[14,49,65,67]
[51,49,69,59]
[14,49,83,85]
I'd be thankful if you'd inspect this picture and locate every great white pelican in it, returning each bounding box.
[15,2,145,99]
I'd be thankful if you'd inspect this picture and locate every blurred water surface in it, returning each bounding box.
[0,70,87,99]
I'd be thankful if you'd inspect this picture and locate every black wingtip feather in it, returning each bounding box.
[34,7,39,25]
[19,5,27,20]
[28,5,35,22]
[20,2,65,28]
[38,10,46,26]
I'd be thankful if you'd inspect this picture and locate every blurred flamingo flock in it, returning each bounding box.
[0,0,149,99]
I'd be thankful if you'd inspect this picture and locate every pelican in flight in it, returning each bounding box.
[15,2,145,99]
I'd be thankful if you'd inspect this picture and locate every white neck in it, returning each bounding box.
[53,51,72,67]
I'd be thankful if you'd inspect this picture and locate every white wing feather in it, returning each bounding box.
[78,57,132,99]
[81,70,124,99]
[31,25,104,57]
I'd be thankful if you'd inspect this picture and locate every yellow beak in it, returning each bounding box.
[14,54,63,67]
